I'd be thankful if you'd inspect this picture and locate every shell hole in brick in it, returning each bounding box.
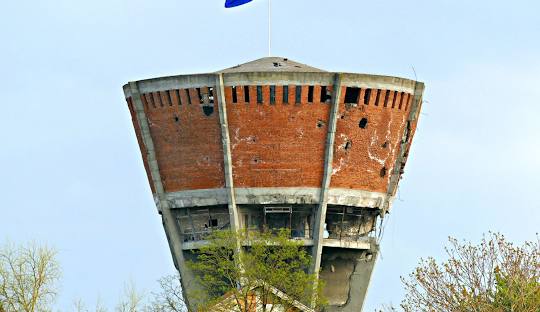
[381,141,388,148]
[174,115,180,123]
[380,167,387,177]
[344,141,352,151]
[344,87,360,103]
[317,120,326,128]
[202,105,214,116]
[359,118,368,129]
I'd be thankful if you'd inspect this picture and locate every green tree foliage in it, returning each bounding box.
[0,242,61,312]
[188,229,325,312]
[400,233,539,312]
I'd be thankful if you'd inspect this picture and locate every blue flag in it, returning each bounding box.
[225,0,253,8]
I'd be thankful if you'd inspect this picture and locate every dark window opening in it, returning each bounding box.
[359,117,368,129]
[256,86,263,104]
[344,87,360,103]
[374,89,381,106]
[380,167,387,177]
[283,86,289,103]
[320,86,331,103]
[383,90,390,107]
[156,92,163,107]
[147,94,156,108]
[392,91,397,108]
[244,86,250,103]
[196,88,204,104]
[295,86,302,104]
[405,94,411,111]
[398,92,405,109]
[270,85,276,104]
[175,89,181,105]
[364,89,371,105]
[210,219,218,227]
[232,86,238,103]
[308,86,314,103]
[166,90,173,106]
[185,89,192,105]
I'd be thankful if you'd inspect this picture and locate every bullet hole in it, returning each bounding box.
[317,120,326,128]
[380,167,387,177]
[247,136,256,143]
[340,115,345,119]
[174,115,180,123]
[251,157,261,164]
[359,118,368,129]
[202,105,214,116]
[344,141,352,151]
[381,141,388,149]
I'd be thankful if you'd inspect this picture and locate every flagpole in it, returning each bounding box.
[268,0,271,56]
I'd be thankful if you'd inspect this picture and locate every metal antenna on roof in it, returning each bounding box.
[268,0,272,56]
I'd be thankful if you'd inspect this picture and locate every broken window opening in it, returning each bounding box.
[320,86,331,103]
[232,86,238,103]
[359,117,368,129]
[383,90,390,107]
[344,87,360,103]
[202,105,214,116]
[270,85,276,104]
[295,86,302,104]
[283,86,289,103]
[364,88,371,105]
[374,89,381,106]
[208,87,214,104]
[244,86,250,103]
[308,85,314,103]
[325,206,377,241]
[256,86,263,104]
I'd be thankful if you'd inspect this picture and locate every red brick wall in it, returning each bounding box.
[126,83,418,195]
[225,85,331,187]
[331,88,413,193]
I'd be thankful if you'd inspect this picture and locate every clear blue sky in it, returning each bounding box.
[1,0,539,310]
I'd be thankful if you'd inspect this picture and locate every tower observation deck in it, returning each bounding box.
[122,57,424,311]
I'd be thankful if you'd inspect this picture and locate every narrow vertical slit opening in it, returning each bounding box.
[270,85,276,104]
[256,86,263,104]
[283,86,289,104]
[364,89,371,105]
[374,89,381,106]
[244,86,250,103]
[232,86,238,103]
[295,86,302,104]
[308,86,314,103]
[383,90,390,107]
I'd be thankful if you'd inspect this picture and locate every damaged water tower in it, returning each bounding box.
[122,57,424,311]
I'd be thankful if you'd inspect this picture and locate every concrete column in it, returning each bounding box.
[311,73,343,275]
[215,74,240,231]
[127,82,191,299]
